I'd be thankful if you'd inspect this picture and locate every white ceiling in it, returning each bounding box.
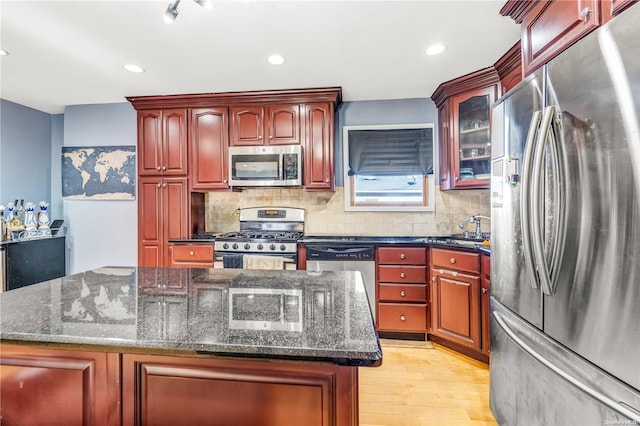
[0,0,520,114]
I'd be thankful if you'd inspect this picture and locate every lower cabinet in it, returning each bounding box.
[429,247,485,359]
[123,353,359,426]
[1,344,359,426]
[0,345,121,425]
[376,246,428,333]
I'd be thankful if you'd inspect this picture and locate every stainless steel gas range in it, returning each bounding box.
[213,207,305,270]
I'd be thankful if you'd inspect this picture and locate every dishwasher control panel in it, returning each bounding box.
[306,245,375,261]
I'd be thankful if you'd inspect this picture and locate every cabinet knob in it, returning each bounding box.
[400,315,406,321]
[162,183,167,188]
[432,276,436,281]
[400,290,406,297]
[189,251,195,256]
[156,166,161,171]
[482,288,488,294]
[156,183,161,188]
[579,7,591,20]
[325,179,330,183]
[450,257,456,264]
[400,272,405,278]
[162,166,167,171]
[259,136,263,139]
[269,135,273,139]
[400,254,406,260]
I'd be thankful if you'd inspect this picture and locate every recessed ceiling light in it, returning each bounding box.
[425,44,446,56]
[267,55,285,65]
[0,49,9,56]
[123,64,145,73]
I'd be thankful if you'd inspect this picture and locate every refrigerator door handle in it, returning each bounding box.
[520,110,543,289]
[493,310,640,423]
[530,106,556,296]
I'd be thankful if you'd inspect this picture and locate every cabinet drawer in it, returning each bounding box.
[431,248,479,274]
[378,283,427,303]
[171,245,214,264]
[378,303,427,332]
[378,265,426,283]
[377,247,427,265]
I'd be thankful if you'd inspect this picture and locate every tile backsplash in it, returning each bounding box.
[203,187,490,237]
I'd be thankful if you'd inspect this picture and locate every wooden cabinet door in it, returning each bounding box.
[230,106,264,145]
[303,103,334,190]
[438,104,451,190]
[162,109,188,176]
[521,0,601,76]
[163,177,189,265]
[266,104,301,145]
[138,110,163,176]
[139,177,163,267]
[0,344,120,426]
[450,85,496,189]
[190,108,229,190]
[138,109,187,176]
[431,268,481,350]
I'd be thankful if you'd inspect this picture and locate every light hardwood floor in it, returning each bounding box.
[359,342,498,426]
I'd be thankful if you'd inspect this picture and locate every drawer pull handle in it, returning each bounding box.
[400,254,406,260]
[400,290,406,297]
[400,315,406,321]
[189,251,195,256]
[400,272,405,278]
[450,257,456,264]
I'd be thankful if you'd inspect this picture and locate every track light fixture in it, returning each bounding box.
[164,0,212,23]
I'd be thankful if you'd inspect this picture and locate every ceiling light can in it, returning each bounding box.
[425,44,446,56]
[124,64,145,73]
[267,55,285,65]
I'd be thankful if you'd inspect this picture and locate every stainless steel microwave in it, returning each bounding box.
[228,288,303,332]
[228,145,302,187]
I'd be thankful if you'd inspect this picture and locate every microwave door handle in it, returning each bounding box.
[521,110,543,290]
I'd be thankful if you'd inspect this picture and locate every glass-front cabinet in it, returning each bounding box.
[452,87,494,187]
[431,68,499,190]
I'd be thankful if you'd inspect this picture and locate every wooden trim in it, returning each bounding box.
[430,67,500,108]
[500,0,540,23]
[493,41,522,80]
[127,87,342,110]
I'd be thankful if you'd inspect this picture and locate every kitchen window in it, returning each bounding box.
[343,124,435,212]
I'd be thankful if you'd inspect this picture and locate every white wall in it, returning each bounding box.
[62,103,137,273]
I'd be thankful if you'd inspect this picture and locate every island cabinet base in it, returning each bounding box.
[0,343,359,426]
[122,353,359,426]
[0,344,121,426]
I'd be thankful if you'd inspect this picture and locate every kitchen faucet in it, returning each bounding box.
[458,214,491,239]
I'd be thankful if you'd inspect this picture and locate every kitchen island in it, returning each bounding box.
[0,266,381,425]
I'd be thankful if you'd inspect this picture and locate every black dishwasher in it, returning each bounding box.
[306,245,376,320]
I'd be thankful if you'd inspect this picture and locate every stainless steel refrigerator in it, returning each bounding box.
[489,4,640,425]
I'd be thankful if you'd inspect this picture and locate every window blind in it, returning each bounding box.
[347,128,433,176]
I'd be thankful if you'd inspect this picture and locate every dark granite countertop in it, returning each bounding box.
[0,266,382,367]
[0,235,65,246]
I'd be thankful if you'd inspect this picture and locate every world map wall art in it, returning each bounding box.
[62,146,136,200]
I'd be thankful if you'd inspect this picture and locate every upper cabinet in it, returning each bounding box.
[230,104,301,146]
[138,109,188,176]
[431,68,499,190]
[501,0,638,77]
[190,108,229,190]
[303,103,334,191]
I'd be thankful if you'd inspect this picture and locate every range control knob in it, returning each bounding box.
[244,243,251,250]
[222,243,229,250]
[232,243,239,250]
[257,244,264,250]
[279,244,287,251]
[270,244,277,251]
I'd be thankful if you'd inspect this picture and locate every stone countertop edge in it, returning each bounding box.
[0,267,383,367]
[168,235,490,254]
[0,235,66,246]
